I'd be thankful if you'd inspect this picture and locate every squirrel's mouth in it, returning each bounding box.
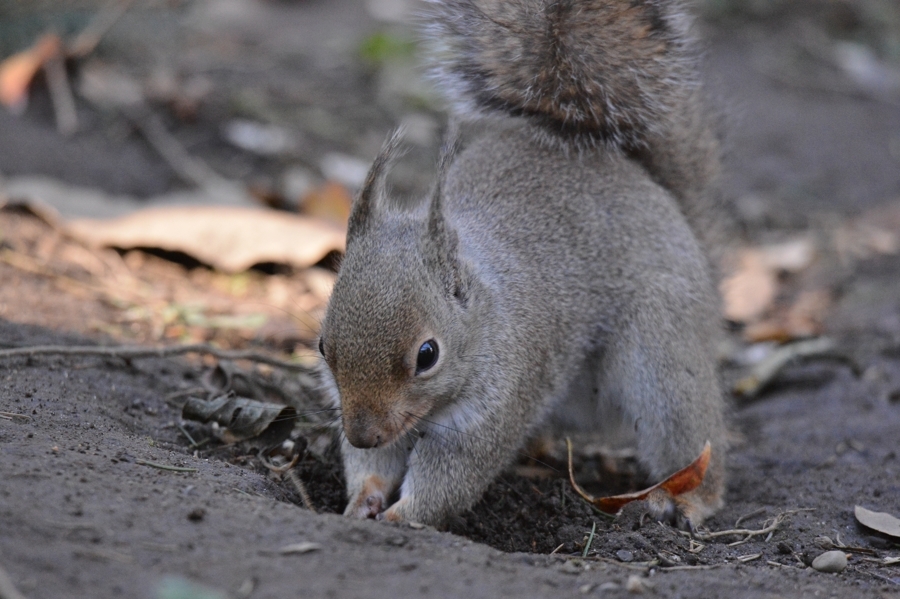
[343,404,429,449]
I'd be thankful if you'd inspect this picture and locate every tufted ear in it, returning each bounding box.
[423,123,467,302]
[347,128,405,242]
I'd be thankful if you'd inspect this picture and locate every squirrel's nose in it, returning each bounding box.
[343,414,382,449]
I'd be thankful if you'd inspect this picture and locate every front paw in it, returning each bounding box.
[344,475,390,519]
[377,496,411,523]
[644,488,720,531]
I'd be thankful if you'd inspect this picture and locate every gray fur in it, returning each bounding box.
[318,0,726,527]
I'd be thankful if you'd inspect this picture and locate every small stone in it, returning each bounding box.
[578,583,595,594]
[559,560,584,575]
[626,575,649,593]
[616,549,634,562]
[597,582,620,592]
[811,550,848,573]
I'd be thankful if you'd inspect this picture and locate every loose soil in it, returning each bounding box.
[2,1,900,598]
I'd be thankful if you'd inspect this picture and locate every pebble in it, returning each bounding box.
[616,549,634,562]
[626,575,649,593]
[811,550,848,573]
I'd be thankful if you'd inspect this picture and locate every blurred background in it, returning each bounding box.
[1,0,899,359]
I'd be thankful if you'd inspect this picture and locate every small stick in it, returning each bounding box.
[681,509,810,541]
[871,572,900,586]
[69,0,136,58]
[549,543,565,555]
[135,459,198,473]
[582,521,597,558]
[286,469,317,514]
[176,423,204,449]
[659,563,725,572]
[0,343,311,372]
[0,563,28,599]
[734,507,766,528]
[736,553,762,563]
[126,109,233,191]
[0,411,31,422]
[43,51,78,135]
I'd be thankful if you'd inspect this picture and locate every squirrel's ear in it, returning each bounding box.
[424,124,467,301]
[348,128,405,242]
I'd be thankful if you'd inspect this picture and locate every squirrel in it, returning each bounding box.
[317,0,727,529]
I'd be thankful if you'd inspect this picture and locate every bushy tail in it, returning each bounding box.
[425,0,697,150]
[426,0,728,262]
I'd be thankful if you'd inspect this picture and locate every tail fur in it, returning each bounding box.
[425,0,698,149]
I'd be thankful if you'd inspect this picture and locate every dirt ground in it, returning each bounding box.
[2,1,900,598]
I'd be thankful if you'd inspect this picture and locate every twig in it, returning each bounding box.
[176,423,200,448]
[871,572,900,586]
[69,0,136,58]
[582,521,597,558]
[0,412,30,422]
[286,469,317,514]
[736,553,762,563]
[135,459,198,473]
[0,343,311,372]
[549,543,564,555]
[735,337,841,398]
[0,563,28,599]
[43,51,78,135]
[659,563,724,572]
[734,507,766,528]
[684,510,801,542]
[125,109,236,193]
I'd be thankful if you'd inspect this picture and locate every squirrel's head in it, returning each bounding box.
[318,129,475,450]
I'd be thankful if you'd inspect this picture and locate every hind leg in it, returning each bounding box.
[599,293,726,529]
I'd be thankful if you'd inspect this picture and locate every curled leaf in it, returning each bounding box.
[182,395,296,444]
[568,439,711,514]
[0,34,63,110]
[66,205,346,273]
[855,505,900,539]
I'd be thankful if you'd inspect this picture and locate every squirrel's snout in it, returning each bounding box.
[343,413,385,449]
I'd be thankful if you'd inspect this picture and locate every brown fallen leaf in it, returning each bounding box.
[855,505,900,539]
[743,289,833,343]
[0,33,63,110]
[66,205,346,273]
[720,250,778,323]
[567,439,711,514]
[300,181,353,227]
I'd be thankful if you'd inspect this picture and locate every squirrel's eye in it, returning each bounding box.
[415,339,439,374]
[317,337,325,356]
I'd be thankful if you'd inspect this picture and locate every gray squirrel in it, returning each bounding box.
[317,0,727,528]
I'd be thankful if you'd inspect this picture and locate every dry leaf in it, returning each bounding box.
[0,34,63,110]
[300,181,352,226]
[66,205,345,273]
[721,250,777,323]
[567,440,711,514]
[182,396,296,444]
[733,337,836,398]
[759,237,817,273]
[855,506,900,539]
[743,289,833,343]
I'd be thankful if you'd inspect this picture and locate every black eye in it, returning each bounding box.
[415,340,439,374]
[318,337,325,356]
